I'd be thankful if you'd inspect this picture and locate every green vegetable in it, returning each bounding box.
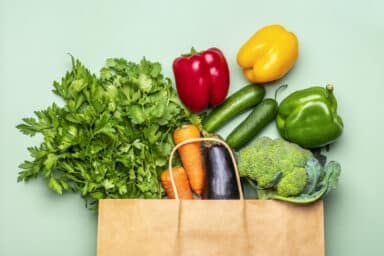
[203,84,265,132]
[260,160,341,204]
[276,84,344,148]
[226,84,286,150]
[17,56,200,209]
[238,137,312,195]
[238,137,341,203]
[226,98,278,150]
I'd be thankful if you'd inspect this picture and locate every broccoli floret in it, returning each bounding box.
[277,167,307,196]
[238,136,313,197]
[272,138,312,166]
[251,136,275,151]
[272,160,341,204]
[238,152,279,187]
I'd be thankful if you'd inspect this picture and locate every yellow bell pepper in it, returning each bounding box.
[237,24,299,83]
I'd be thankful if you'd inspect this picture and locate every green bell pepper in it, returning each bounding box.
[276,84,343,148]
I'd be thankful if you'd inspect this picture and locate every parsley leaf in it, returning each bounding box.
[17,56,201,209]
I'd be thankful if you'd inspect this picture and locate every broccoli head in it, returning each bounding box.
[238,136,313,197]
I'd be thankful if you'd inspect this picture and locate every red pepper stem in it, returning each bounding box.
[181,47,202,57]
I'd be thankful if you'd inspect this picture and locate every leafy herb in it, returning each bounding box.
[17,56,200,209]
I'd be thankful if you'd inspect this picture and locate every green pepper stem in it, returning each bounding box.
[326,84,334,91]
[325,84,337,111]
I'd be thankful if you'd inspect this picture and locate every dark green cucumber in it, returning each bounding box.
[226,98,278,150]
[203,84,265,132]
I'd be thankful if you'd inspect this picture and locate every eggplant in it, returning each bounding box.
[203,142,240,199]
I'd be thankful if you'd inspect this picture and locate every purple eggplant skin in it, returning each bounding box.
[204,143,240,199]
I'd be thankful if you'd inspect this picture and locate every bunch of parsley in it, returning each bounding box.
[17,57,200,209]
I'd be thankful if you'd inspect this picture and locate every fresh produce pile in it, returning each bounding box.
[17,24,343,208]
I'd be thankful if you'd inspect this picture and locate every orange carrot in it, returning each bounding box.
[173,124,205,195]
[160,166,193,199]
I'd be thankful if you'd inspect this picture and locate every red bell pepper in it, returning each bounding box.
[172,47,230,112]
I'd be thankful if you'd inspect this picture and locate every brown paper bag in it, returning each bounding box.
[97,138,325,256]
[97,199,324,256]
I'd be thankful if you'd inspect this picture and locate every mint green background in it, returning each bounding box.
[1,0,383,255]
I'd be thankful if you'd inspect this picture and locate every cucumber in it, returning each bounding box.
[226,98,278,150]
[203,84,265,132]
